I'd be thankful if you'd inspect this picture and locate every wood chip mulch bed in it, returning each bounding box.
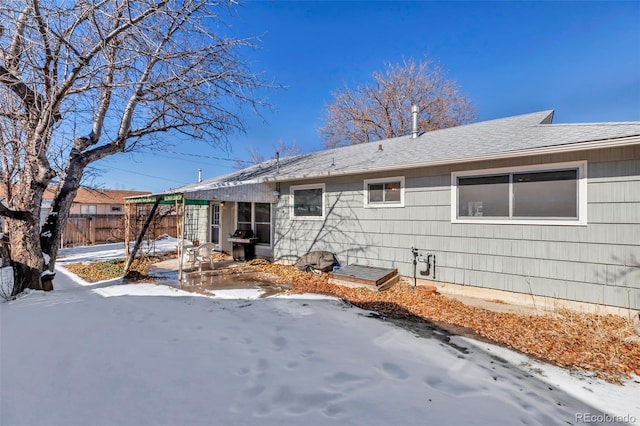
[247,260,640,384]
[63,254,174,283]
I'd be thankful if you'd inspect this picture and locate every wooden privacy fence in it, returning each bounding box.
[61,214,177,247]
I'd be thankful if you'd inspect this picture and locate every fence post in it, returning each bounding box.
[89,217,95,245]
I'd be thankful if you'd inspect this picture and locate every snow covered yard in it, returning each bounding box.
[1,243,639,425]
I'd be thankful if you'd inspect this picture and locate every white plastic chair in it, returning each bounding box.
[195,243,216,272]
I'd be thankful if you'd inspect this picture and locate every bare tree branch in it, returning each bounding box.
[234,139,301,170]
[320,57,476,148]
[0,201,33,221]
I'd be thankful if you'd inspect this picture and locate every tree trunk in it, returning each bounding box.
[5,166,53,294]
[40,156,86,273]
[8,216,51,295]
[40,183,80,273]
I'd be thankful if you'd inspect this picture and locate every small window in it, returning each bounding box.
[290,184,325,219]
[364,177,404,208]
[80,204,97,215]
[110,205,122,212]
[452,161,586,225]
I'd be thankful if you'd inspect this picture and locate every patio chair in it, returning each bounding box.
[195,243,216,272]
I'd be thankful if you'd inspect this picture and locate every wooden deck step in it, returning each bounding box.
[328,264,399,291]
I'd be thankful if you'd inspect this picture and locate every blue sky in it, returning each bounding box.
[97,1,640,193]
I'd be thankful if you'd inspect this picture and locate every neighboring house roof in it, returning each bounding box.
[1,186,150,205]
[171,110,640,195]
[42,188,150,205]
[73,188,150,204]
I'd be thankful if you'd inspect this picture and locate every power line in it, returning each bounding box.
[140,150,239,168]
[101,165,189,184]
[141,147,252,164]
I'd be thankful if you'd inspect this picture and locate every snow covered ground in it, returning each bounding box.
[1,241,638,425]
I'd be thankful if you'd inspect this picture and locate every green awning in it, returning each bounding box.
[124,193,209,205]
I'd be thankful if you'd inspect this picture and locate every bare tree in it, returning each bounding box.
[0,0,269,295]
[234,139,301,169]
[319,57,476,148]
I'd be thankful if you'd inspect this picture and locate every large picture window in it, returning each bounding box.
[364,176,405,208]
[458,175,510,217]
[513,170,578,218]
[290,184,325,219]
[452,162,586,225]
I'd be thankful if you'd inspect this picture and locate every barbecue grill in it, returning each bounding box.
[227,229,259,261]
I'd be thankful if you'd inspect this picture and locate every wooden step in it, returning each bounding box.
[328,264,399,291]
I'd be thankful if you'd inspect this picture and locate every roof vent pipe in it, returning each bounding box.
[411,104,419,139]
[198,168,202,183]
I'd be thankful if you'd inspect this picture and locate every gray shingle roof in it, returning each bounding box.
[172,110,640,194]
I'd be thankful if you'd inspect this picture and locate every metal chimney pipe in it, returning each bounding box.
[411,104,419,139]
[198,168,202,183]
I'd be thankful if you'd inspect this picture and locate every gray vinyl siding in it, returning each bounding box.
[274,145,640,309]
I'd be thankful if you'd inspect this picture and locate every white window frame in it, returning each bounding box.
[363,176,405,208]
[451,161,587,226]
[290,183,325,220]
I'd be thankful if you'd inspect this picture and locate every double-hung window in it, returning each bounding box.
[364,176,405,208]
[452,161,586,225]
[290,184,325,219]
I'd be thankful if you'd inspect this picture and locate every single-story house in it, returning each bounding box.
[144,110,640,311]
[1,187,147,234]
[51,187,151,217]
[6,186,155,245]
